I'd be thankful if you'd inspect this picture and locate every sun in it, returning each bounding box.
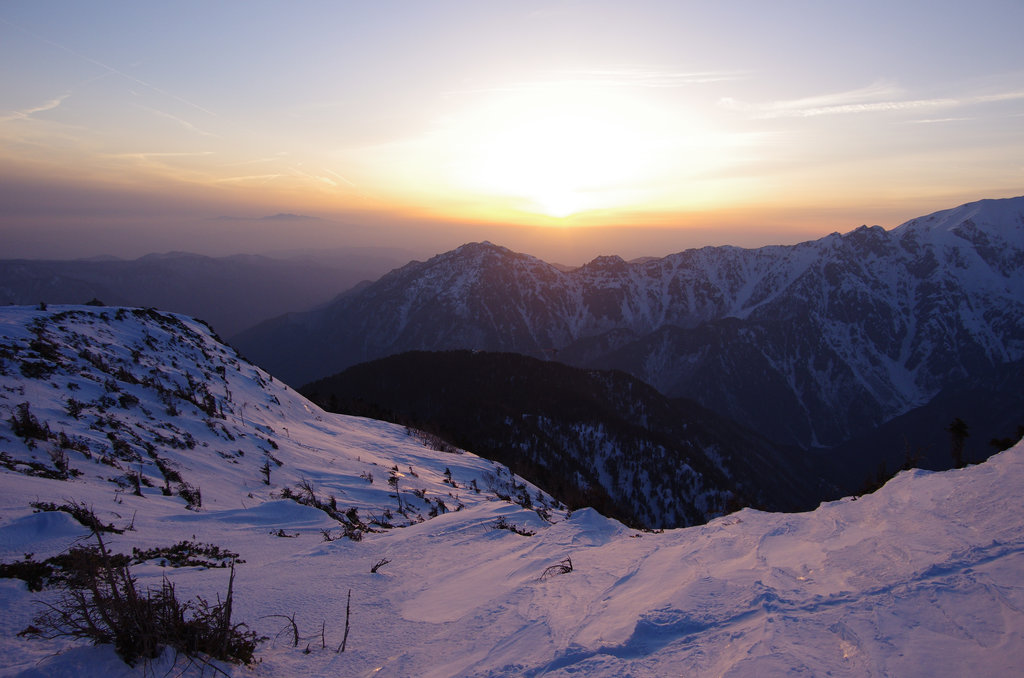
[344,78,731,224]
[463,111,645,218]
[442,82,680,219]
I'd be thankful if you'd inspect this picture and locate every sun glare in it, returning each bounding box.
[441,82,696,220]
[346,79,737,225]
[463,111,645,217]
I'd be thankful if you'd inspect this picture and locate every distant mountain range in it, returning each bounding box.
[0,249,406,336]
[234,196,1024,451]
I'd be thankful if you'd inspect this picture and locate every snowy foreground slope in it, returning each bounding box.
[1,306,1022,676]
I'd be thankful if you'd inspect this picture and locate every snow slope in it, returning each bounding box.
[1,306,1022,676]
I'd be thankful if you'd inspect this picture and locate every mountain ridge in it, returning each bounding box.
[234,196,1024,448]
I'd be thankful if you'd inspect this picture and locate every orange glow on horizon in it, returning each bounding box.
[333,78,754,224]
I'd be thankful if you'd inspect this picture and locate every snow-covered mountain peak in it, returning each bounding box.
[580,254,628,270]
[447,240,537,264]
[450,240,505,259]
[234,196,1024,448]
[894,195,1024,244]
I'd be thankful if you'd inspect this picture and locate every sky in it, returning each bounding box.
[1,0,1023,263]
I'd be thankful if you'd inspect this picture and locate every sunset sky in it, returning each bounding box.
[2,1,1023,263]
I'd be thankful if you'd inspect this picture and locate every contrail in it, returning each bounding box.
[0,15,217,118]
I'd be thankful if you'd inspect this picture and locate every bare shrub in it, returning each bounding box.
[494,516,536,536]
[540,556,573,580]
[28,532,260,667]
[29,500,124,534]
[177,482,202,510]
[9,402,51,447]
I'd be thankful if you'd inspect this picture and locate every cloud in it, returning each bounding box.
[214,174,285,186]
[0,15,216,118]
[442,68,747,99]
[558,68,749,88]
[284,164,340,188]
[106,151,215,162]
[325,169,357,188]
[0,93,70,123]
[904,117,974,125]
[132,104,219,137]
[720,83,1024,119]
[974,91,1024,105]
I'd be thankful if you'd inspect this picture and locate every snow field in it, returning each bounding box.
[0,305,1022,676]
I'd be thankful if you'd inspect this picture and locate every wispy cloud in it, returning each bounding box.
[972,91,1024,105]
[107,151,215,160]
[904,117,973,125]
[0,15,216,119]
[324,168,377,202]
[443,68,747,99]
[0,91,76,125]
[102,151,215,177]
[0,93,70,123]
[720,83,1024,119]
[559,68,748,88]
[285,165,377,200]
[286,165,338,188]
[214,174,286,186]
[0,71,118,125]
[132,104,219,137]
[324,168,358,188]
[218,153,290,168]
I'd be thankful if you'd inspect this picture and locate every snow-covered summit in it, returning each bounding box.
[895,195,1024,242]
[236,196,1024,448]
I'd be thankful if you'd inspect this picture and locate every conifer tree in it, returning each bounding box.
[947,417,969,469]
